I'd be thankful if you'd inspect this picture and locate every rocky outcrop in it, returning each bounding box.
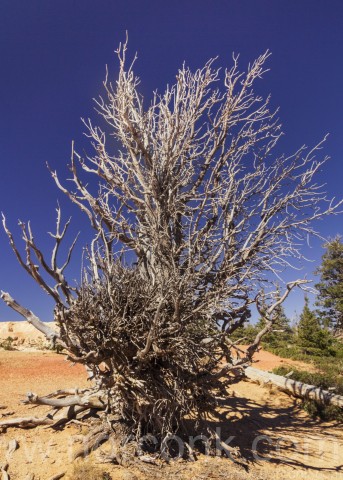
[0,321,57,350]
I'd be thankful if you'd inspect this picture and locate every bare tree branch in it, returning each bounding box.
[0,291,63,346]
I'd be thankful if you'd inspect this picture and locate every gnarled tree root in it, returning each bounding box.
[25,388,103,407]
[0,388,106,433]
[0,416,54,430]
[73,425,112,460]
[0,386,250,467]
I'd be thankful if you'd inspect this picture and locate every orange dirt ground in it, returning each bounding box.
[0,348,342,480]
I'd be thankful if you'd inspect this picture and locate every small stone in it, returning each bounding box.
[1,470,10,480]
[7,439,19,455]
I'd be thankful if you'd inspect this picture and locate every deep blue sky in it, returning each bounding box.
[0,0,342,322]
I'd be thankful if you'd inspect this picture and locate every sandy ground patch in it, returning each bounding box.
[248,347,318,373]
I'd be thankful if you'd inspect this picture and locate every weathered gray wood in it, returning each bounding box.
[0,463,9,480]
[25,391,105,409]
[1,470,9,480]
[0,291,63,346]
[245,366,343,408]
[0,416,54,429]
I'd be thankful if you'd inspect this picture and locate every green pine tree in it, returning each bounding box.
[229,323,258,343]
[297,297,332,355]
[315,237,343,334]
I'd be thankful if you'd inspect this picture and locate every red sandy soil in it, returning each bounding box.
[0,349,342,479]
[245,347,318,372]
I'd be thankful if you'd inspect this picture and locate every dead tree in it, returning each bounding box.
[1,40,341,460]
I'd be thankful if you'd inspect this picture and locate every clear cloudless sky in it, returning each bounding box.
[0,0,342,322]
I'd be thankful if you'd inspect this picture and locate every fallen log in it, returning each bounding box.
[245,366,343,408]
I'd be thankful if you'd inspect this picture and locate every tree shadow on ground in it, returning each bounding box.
[184,382,343,476]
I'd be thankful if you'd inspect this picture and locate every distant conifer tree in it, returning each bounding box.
[297,297,332,355]
[315,237,343,334]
